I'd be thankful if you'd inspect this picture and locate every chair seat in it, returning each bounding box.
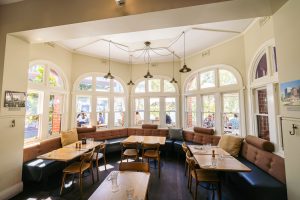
[63,162,91,173]
[93,153,104,160]
[144,150,159,158]
[191,169,219,182]
[123,149,138,156]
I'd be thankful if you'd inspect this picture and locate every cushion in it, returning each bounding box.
[169,128,183,141]
[245,135,274,152]
[60,129,78,146]
[193,127,214,135]
[218,135,243,157]
[77,126,96,134]
[142,124,158,129]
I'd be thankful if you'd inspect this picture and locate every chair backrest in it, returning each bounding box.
[182,142,188,153]
[119,162,150,172]
[186,154,196,172]
[80,148,95,168]
[141,143,160,155]
[121,141,139,150]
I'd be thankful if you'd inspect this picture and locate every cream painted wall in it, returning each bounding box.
[0,36,28,199]
[273,0,300,199]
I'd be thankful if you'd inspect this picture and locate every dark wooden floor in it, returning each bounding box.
[11,152,241,200]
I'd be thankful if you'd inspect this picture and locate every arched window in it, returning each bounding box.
[73,74,127,129]
[25,61,67,142]
[249,40,281,152]
[132,76,178,127]
[184,65,243,135]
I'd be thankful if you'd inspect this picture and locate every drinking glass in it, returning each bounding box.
[126,185,134,200]
[211,157,217,167]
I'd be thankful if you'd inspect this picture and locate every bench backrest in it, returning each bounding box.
[240,136,286,184]
[183,130,220,145]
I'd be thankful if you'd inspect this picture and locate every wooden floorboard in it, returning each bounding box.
[11,152,241,200]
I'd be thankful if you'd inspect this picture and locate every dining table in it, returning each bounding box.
[122,135,166,145]
[89,170,150,200]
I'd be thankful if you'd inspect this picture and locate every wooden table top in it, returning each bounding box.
[89,171,150,200]
[37,141,102,162]
[188,145,230,156]
[193,154,251,172]
[123,135,166,145]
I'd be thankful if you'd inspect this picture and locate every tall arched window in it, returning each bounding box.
[132,77,179,127]
[183,65,244,135]
[25,61,67,142]
[73,73,127,129]
[249,39,281,152]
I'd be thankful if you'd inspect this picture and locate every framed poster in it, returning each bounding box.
[4,91,26,107]
[280,80,300,106]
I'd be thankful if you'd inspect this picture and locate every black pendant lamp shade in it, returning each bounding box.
[127,55,135,85]
[179,31,191,73]
[104,41,114,79]
[144,41,153,79]
[170,51,178,83]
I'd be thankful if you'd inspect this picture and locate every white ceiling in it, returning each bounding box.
[0,0,24,5]
[56,18,253,64]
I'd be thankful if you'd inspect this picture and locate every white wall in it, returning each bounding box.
[0,36,29,199]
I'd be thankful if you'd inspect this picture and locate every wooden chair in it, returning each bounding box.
[93,143,107,181]
[60,148,95,195]
[182,142,188,176]
[119,162,150,173]
[186,156,221,200]
[121,141,139,162]
[141,143,161,177]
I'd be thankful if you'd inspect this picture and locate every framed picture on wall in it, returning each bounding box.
[4,91,26,107]
[280,80,300,106]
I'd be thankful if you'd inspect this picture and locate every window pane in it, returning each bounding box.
[114,112,125,127]
[48,94,63,135]
[164,80,176,92]
[79,76,93,91]
[76,96,91,127]
[28,65,44,84]
[114,97,125,112]
[187,75,197,91]
[166,98,176,126]
[202,95,215,128]
[135,98,144,126]
[96,77,110,92]
[96,98,109,128]
[257,115,270,141]
[149,79,161,92]
[200,71,215,88]
[186,96,196,128]
[113,80,124,93]
[135,81,145,93]
[150,98,160,125]
[49,68,63,87]
[223,93,240,135]
[257,89,268,114]
[255,53,267,79]
[25,92,41,140]
[219,70,237,86]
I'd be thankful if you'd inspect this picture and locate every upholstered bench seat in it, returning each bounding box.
[105,137,127,153]
[23,159,63,182]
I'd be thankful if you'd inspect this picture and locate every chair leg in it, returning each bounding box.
[189,177,192,193]
[194,181,198,200]
[184,162,187,176]
[60,173,67,195]
[96,159,99,182]
[218,182,222,200]
[90,167,94,184]
[158,159,161,178]
[104,156,107,170]
[79,173,83,195]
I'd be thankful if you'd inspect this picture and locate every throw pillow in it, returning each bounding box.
[61,129,78,146]
[218,135,243,157]
[169,128,183,141]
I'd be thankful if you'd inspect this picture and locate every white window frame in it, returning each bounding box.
[131,76,179,128]
[25,60,68,144]
[73,73,128,129]
[183,64,245,136]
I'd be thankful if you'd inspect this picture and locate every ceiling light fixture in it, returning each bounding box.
[179,31,191,73]
[144,41,153,79]
[115,0,125,6]
[104,41,114,79]
[127,55,135,85]
[170,51,178,83]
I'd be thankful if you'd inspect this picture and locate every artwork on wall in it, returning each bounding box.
[4,91,26,107]
[280,80,300,106]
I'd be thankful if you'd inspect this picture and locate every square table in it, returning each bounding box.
[122,135,166,145]
[188,145,230,156]
[89,171,150,200]
[64,141,103,150]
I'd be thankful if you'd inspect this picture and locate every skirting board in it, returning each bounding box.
[0,182,23,200]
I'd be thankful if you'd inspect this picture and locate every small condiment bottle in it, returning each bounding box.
[212,150,215,158]
[75,142,78,148]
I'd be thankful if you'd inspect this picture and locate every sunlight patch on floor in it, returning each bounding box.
[116,159,135,164]
[98,164,114,171]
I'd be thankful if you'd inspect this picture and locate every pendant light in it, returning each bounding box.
[170,51,178,83]
[144,41,153,78]
[127,55,135,85]
[179,31,191,73]
[104,41,114,79]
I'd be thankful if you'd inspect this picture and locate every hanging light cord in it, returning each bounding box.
[108,41,111,72]
[183,31,186,65]
[130,55,133,79]
[172,51,175,77]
